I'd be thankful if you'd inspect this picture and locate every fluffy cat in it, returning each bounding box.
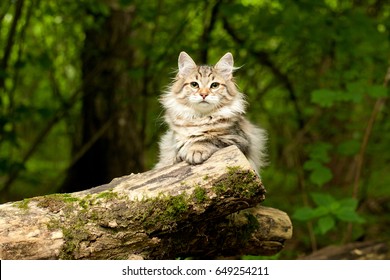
[155,51,267,175]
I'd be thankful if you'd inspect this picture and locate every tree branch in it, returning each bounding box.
[200,0,222,63]
[0,0,24,90]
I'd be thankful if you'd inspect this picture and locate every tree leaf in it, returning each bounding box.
[337,140,361,156]
[307,142,332,163]
[309,165,333,186]
[338,197,358,210]
[312,206,330,217]
[293,207,317,221]
[311,89,341,107]
[303,160,321,170]
[311,192,336,207]
[344,82,365,103]
[334,207,365,223]
[317,216,335,235]
[367,85,388,98]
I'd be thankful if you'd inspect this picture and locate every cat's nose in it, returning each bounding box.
[200,93,208,99]
[199,88,210,99]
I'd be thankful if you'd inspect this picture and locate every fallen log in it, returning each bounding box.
[0,145,292,259]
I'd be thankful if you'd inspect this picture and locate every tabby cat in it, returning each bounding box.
[155,51,267,175]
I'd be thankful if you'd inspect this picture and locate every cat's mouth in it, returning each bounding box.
[199,101,211,106]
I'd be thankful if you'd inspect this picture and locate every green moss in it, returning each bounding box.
[95,190,118,200]
[165,194,188,217]
[217,199,263,250]
[245,212,260,232]
[57,204,94,259]
[223,212,261,249]
[35,194,95,259]
[60,218,90,260]
[192,186,207,203]
[13,198,30,210]
[61,194,80,203]
[78,198,88,209]
[31,195,90,259]
[212,166,264,199]
[139,192,191,230]
[35,193,80,212]
[213,182,227,194]
[226,166,242,173]
[46,218,61,231]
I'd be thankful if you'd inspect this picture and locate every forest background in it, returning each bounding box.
[1,0,389,259]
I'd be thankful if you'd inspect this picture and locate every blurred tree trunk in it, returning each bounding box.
[61,2,144,192]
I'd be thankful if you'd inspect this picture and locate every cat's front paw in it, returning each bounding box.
[186,149,211,164]
[184,144,218,165]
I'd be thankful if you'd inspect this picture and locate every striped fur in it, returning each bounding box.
[155,52,267,175]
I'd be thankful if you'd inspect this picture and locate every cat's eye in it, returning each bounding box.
[190,82,199,88]
[210,82,220,89]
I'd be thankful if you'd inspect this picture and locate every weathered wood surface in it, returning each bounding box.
[0,145,292,259]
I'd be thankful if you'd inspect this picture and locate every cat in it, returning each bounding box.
[155,51,267,175]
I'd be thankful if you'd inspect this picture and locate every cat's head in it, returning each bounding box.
[167,52,244,116]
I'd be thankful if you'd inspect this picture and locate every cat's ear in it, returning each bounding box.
[215,52,234,80]
[178,52,197,77]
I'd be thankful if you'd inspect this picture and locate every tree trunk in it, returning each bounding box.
[0,146,292,260]
[61,1,144,192]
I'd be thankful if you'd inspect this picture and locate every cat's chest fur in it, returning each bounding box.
[167,112,239,139]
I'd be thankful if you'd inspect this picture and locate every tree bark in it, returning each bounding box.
[0,146,292,260]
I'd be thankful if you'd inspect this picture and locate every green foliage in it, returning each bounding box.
[303,143,333,186]
[293,193,364,235]
[311,83,388,107]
